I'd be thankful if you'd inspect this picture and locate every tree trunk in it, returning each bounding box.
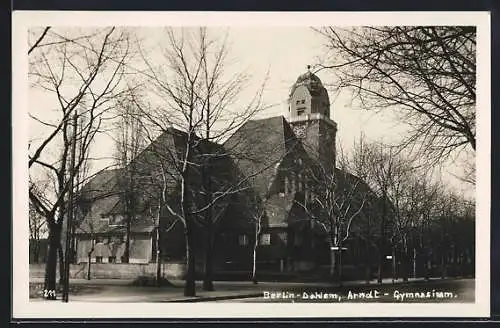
[440,248,446,279]
[33,241,40,264]
[330,248,336,277]
[425,250,431,281]
[58,241,65,285]
[391,246,396,283]
[43,222,61,300]
[329,232,337,278]
[123,218,131,263]
[364,245,371,284]
[365,264,371,284]
[70,226,77,264]
[87,252,92,280]
[252,242,258,284]
[377,251,384,284]
[184,219,196,297]
[413,247,417,278]
[252,222,260,284]
[155,226,162,287]
[402,249,409,282]
[338,246,343,286]
[377,241,385,284]
[202,220,215,291]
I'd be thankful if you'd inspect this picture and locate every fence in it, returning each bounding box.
[29,262,186,280]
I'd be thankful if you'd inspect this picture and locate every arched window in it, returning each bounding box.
[278,175,285,195]
[284,176,289,193]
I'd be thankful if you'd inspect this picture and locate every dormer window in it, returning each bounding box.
[100,215,109,224]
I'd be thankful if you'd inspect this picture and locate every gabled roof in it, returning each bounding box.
[76,127,238,235]
[78,168,122,201]
[223,116,299,198]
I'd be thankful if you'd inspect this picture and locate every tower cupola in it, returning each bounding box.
[288,66,330,119]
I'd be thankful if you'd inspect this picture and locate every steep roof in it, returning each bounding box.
[75,127,237,235]
[78,168,122,201]
[75,168,123,228]
[223,116,299,198]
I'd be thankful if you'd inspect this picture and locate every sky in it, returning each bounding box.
[27,26,475,198]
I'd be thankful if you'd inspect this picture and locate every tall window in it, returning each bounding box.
[95,256,103,263]
[294,234,303,246]
[278,175,285,195]
[286,176,293,193]
[260,233,271,245]
[278,232,288,244]
[238,234,249,246]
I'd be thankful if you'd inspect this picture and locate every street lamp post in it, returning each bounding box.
[62,112,78,303]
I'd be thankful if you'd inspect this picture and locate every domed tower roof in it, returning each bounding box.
[289,66,326,97]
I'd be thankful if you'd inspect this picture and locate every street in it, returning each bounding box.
[30,277,474,303]
[217,278,475,303]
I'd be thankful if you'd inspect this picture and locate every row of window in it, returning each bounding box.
[279,175,311,198]
[94,256,124,263]
[100,215,124,226]
[237,233,303,246]
[238,233,270,246]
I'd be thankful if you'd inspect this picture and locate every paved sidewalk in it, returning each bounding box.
[30,276,448,303]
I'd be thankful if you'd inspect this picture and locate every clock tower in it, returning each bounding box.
[287,66,337,173]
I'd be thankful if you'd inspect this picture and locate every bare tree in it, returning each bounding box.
[139,158,182,287]
[28,27,52,55]
[28,27,131,299]
[242,194,266,285]
[79,219,97,281]
[393,171,441,281]
[428,190,475,279]
[295,144,369,285]
[348,140,412,283]
[113,93,147,263]
[315,26,476,170]
[133,27,269,296]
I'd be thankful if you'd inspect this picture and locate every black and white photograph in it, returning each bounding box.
[12,11,490,318]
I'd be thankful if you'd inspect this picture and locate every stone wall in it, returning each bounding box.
[29,262,186,280]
